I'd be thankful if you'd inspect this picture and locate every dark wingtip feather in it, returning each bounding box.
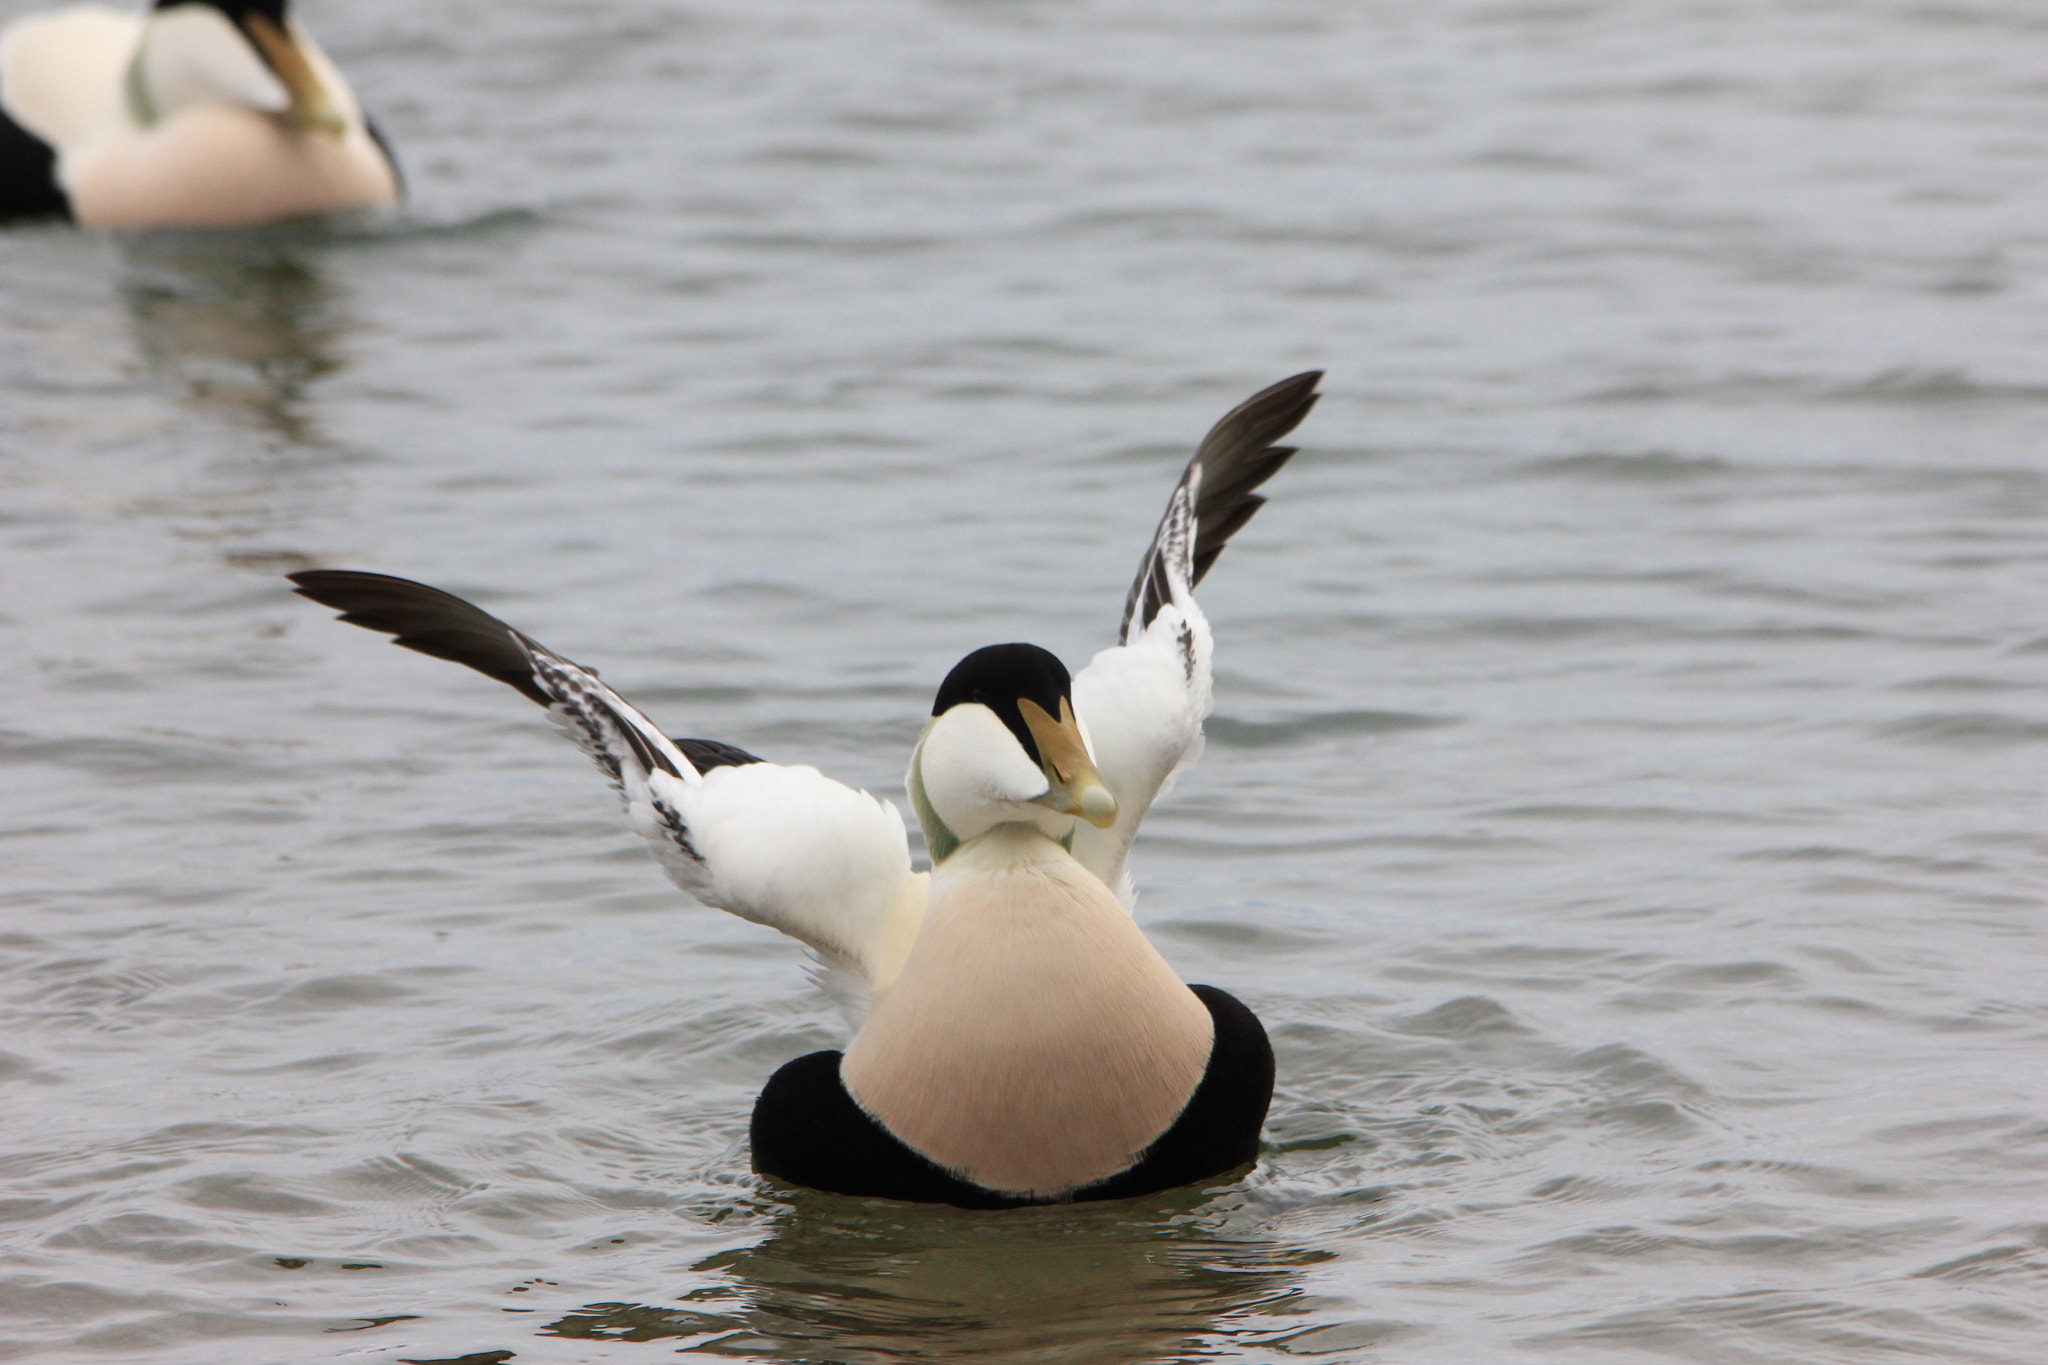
[1186,371,1320,589]
[674,737,765,771]
[288,569,551,705]
[1120,372,1322,640]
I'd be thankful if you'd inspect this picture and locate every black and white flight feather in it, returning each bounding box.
[1120,370,1320,643]
[288,569,925,1007]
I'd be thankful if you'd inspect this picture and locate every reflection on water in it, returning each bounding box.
[545,1189,1319,1363]
[104,228,369,555]
[5,1,2046,1360]
[119,229,346,446]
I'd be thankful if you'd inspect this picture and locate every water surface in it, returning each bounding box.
[2,1,2045,1361]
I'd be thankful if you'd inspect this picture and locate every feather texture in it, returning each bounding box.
[1073,370,1321,901]
[288,571,924,1007]
[1119,370,1321,643]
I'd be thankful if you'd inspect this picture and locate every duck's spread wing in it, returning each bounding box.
[1069,372,1321,902]
[288,571,924,994]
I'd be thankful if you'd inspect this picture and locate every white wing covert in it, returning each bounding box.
[1069,371,1322,902]
[288,571,926,1000]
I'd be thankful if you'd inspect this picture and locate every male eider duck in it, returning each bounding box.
[0,0,399,226]
[289,372,1321,1208]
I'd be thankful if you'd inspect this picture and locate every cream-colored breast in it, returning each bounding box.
[67,105,398,229]
[840,824,1213,1199]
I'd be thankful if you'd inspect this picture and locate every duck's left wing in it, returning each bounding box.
[288,571,925,997]
[1069,372,1321,902]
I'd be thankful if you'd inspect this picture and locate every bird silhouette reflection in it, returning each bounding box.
[120,227,345,445]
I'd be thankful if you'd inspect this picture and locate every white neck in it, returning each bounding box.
[841,824,1212,1198]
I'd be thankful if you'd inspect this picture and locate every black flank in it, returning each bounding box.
[0,105,70,222]
[750,984,1274,1209]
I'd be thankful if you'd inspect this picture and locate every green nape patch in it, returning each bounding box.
[906,721,959,865]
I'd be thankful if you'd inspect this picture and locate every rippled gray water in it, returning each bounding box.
[4,1,2047,1361]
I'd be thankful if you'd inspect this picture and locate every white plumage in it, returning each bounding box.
[1070,468,1215,905]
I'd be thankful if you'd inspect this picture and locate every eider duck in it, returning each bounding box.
[288,371,1320,1208]
[0,0,399,226]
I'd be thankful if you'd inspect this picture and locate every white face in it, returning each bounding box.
[136,6,289,121]
[912,702,1076,852]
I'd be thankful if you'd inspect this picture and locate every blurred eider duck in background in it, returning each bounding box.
[288,372,1321,1209]
[0,0,399,226]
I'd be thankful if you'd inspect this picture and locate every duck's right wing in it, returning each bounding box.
[288,571,926,1000]
[1069,371,1321,903]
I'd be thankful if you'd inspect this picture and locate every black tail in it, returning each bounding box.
[0,105,70,222]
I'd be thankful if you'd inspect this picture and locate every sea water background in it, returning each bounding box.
[2,1,2045,1361]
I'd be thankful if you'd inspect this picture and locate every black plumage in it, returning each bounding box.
[290,570,555,704]
[0,104,69,222]
[1121,370,1321,641]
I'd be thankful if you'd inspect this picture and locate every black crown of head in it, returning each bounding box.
[932,643,1072,766]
